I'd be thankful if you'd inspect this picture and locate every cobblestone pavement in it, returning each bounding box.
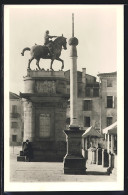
[10,147,116,182]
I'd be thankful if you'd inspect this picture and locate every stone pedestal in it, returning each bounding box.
[17,70,69,162]
[63,127,86,174]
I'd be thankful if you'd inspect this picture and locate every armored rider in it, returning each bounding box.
[44,30,57,57]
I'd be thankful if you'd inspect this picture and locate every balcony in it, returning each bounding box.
[10,113,20,118]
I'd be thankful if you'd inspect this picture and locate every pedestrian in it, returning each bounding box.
[23,139,33,162]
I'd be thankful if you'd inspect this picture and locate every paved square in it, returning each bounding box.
[10,147,116,182]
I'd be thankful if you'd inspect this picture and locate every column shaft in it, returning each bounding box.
[70,56,78,126]
[111,134,114,153]
[107,134,110,153]
[23,100,35,142]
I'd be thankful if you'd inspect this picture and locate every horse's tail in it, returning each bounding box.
[21,47,30,56]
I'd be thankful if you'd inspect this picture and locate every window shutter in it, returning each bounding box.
[105,96,107,108]
[91,100,92,110]
[113,96,115,108]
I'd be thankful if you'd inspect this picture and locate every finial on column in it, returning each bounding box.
[69,13,78,47]
[72,13,74,37]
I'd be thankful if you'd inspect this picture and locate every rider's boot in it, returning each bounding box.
[49,49,54,57]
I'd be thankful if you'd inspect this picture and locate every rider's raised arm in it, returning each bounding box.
[49,35,57,38]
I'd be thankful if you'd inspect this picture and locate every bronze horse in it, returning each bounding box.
[21,36,67,70]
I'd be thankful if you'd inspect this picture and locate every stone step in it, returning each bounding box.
[17,156,25,162]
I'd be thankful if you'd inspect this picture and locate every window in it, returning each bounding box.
[83,100,92,111]
[66,118,70,125]
[67,101,70,108]
[107,96,114,108]
[84,117,90,127]
[107,117,113,127]
[12,105,17,113]
[107,80,112,87]
[12,135,17,142]
[39,114,50,137]
[86,88,91,97]
[11,122,18,128]
[93,88,99,97]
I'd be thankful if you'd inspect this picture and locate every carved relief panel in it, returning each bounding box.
[36,81,56,94]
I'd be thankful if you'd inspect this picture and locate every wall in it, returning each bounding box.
[99,74,117,131]
[10,98,23,145]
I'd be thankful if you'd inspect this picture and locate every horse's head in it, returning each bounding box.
[61,36,67,50]
[54,36,67,50]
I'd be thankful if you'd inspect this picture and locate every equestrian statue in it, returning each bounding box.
[21,30,67,70]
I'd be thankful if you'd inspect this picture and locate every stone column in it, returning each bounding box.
[111,134,114,153]
[85,138,87,150]
[85,138,88,159]
[23,99,35,142]
[69,42,79,127]
[63,14,86,174]
[107,134,110,153]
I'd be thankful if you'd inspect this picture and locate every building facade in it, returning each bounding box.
[97,72,117,132]
[65,69,117,134]
[10,92,23,145]
[65,68,101,131]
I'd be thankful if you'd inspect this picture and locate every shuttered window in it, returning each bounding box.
[11,122,18,128]
[107,117,113,127]
[93,88,99,97]
[107,80,112,87]
[12,135,17,142]
[107,96,113,108]
[83,100,92,111]
[84,117,90,127]
[85,88,91,97]
[12,105,17,113]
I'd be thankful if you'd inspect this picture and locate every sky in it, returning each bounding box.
[4,5,123,94]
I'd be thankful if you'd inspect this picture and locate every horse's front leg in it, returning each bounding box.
[36,59,41,70]
[28,56,34,70]
[56,58,64,70]
[50,59,54,70]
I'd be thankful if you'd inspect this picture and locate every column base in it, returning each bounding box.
[63,155,86,174]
